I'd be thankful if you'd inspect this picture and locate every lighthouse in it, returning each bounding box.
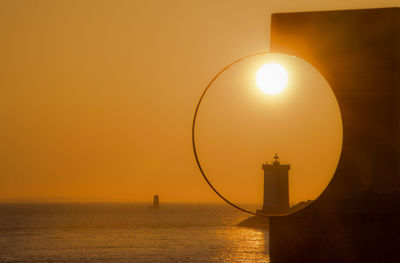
[259,154,291,214]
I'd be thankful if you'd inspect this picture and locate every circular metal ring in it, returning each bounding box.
[192,51,269,217]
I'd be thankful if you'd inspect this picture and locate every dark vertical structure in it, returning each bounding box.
[153,195,159,209]
[260,154,290,214]
[269,8,400,262]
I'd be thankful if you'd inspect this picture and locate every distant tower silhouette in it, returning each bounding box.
[152,195,159,209]
[260,154,291,214]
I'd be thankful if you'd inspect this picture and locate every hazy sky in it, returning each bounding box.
[1,0,398,203]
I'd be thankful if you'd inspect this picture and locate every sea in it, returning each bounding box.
[0,203,269,263]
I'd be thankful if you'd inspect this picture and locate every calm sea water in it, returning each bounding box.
[0,203,269,263]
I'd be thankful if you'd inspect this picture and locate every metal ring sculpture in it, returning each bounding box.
[192,51,269,217]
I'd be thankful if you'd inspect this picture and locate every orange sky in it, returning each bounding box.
[195,53,342,208]
[0,0,398,203]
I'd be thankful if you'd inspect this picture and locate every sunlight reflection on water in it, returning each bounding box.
[0,203,269,263]
[214,227,270,262]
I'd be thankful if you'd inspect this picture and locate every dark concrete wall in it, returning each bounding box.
[269,8,400,263]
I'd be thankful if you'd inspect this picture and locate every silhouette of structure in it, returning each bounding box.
[258,154,291,214]
[151,195,159,209]
[269,8,400,262]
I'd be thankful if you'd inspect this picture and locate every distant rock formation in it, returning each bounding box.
[237,201,313,229]
[237,215,269,229]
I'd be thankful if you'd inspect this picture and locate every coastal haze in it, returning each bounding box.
[0,0,398,204]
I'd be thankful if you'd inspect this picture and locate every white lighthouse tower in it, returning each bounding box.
[258,154,291,214]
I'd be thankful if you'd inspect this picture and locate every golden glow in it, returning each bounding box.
[196,53,343,210]
[0,2,349,204]
[255,63,288,95]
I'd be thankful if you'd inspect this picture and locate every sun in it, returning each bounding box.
[256,63,288,95]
